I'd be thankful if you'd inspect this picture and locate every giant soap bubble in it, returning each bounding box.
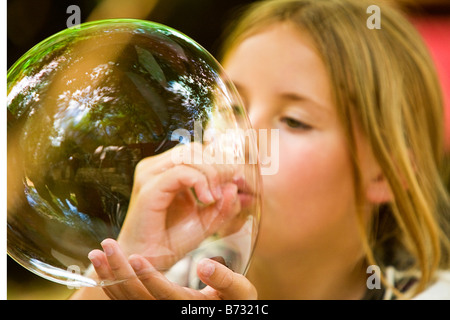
[7,19,261,289]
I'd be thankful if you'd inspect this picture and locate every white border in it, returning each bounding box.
[1,0,7,301]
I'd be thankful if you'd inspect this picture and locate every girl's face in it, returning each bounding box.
[224,23,374,260]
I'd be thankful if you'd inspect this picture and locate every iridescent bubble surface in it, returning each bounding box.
[7,19,261,289]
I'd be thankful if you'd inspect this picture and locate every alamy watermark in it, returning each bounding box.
[170,120,280,176]
[66,5,81,29]
[367,5,381,30]
[366,265,381,290]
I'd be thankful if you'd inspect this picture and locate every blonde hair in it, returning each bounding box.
[220,0,450,298]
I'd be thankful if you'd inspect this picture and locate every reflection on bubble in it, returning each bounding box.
[7,19,261,289]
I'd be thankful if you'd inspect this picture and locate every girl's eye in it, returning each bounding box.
[280,117,312,130]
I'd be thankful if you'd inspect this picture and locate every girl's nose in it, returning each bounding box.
[246,105,279,176]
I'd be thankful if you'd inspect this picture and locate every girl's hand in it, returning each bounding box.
[117,143,243,270]
[88,239,257,300]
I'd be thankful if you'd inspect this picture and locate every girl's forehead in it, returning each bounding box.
[224,24,334,112]
[227,22,316,56]
[226,25,318,70]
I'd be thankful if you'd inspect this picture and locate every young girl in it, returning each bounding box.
[72,0,450,299]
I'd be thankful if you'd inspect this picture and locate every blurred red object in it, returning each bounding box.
[410,15,450,151]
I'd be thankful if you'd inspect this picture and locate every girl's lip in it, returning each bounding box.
[233,176,255,194]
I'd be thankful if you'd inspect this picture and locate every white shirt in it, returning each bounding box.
[412,270,450,300]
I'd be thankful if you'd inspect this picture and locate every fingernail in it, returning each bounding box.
[88,252,101,268]
[204,190,215,204]
[199,259,215,278]
[130,257,142,272]
[101,241,114,256]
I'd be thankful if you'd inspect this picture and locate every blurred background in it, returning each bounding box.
[7,0,450,299]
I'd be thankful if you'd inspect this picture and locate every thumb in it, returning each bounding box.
[197,258,257,300]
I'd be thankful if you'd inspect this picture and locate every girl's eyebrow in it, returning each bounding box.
[231,80,331,116]
[280,92,331,115]
[280,92,307,102]
[232,83,307,106]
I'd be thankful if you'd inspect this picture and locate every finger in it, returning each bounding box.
[197,258,257,300]
[132,164,215,217]
[156,165,216,205]
[213,182,240,222]
[167,182,240,249]
[134,142,202,177]
[198,163,240,200]
[101,238,137,281]
[185,162,223,201]
[218,182,240,217]
[188,147,238,200]
[88,248,124,299]
[136,143,237,201]
[199,182,240,234]
[100,239,155,300]
[163,183,239,261]
[88,249,112,280]
[129,255,198,300]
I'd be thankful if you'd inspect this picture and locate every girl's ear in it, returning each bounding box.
[365,172,393,204]
[357,136,394,205]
